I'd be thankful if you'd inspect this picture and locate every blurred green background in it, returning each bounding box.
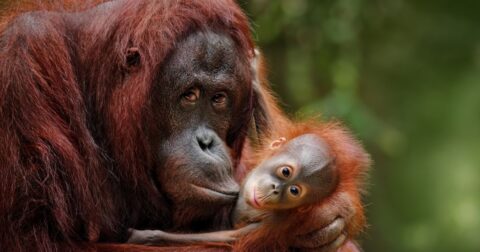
[240,0,480,251]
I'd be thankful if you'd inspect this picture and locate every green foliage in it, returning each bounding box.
[242,0,480,251]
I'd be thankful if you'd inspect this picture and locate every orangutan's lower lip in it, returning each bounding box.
[251,187,261,208]
[191,184,238,201]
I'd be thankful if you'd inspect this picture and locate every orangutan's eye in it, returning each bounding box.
[212,92,227,104]
[182,88,200,102]
[278,166,292,178]
[289,185,300,196]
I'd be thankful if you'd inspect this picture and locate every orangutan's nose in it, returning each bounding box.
[196,127,216,152]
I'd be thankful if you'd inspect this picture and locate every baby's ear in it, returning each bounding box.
[269,137,287,149]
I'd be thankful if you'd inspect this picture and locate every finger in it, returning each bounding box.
[316,233,347,252]
[298,233,347,252]
[127,229,160,244]
[298,193,355,235]
[292,218,345,249]
[126,229,143,244]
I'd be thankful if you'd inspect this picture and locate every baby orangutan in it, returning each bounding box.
[127,133,338,247]
[233,134,337,225]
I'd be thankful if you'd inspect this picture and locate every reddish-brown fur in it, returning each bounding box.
[0,1,369,251]
[236,121,370,251]
[0,1,253,251]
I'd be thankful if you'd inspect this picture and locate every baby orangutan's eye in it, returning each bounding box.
[289,185,300,196]
[276,166,292,178]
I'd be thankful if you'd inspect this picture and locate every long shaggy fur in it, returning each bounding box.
[0,1,253,251]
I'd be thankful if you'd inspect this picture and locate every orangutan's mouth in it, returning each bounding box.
[191,184,238,202]
[248,187,262,209]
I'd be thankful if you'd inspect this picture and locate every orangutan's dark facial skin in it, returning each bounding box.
[149,30,251,228]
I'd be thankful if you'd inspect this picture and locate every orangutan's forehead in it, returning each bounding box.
[282,134,332,177]
[173,31,238,73]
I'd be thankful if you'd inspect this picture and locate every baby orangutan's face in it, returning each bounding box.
[242,134,338,211]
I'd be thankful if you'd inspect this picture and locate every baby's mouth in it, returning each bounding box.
[250,187,262,208]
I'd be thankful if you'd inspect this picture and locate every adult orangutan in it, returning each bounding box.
[0,0,369,251]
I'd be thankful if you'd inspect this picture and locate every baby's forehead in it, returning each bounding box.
[284,134,329,155]
[282,134,332,176]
